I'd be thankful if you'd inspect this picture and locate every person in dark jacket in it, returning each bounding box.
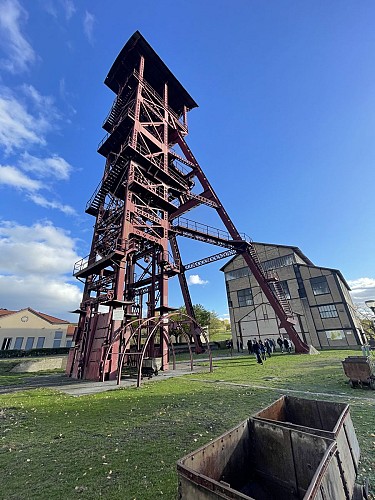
[277,336,284,352]
[259,340,267,361]
[252,339,263,364]
[264,339,272,358]
[247,338,253,355]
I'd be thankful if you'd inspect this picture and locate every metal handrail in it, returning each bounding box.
[172,217,252,244]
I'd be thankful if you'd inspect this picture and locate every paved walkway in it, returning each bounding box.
[0,361,209,396]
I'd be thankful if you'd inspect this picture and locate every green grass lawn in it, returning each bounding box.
[0,350,374,499]
[0,358,64,386]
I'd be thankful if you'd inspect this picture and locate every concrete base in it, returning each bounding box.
[308,345,320,355]
[10,356,67,373]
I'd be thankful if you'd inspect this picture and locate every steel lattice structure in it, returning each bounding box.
[67,31,309,383]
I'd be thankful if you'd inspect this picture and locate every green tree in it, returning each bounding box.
[178,304,211,327]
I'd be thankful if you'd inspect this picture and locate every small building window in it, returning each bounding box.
[318,305,338,319]
[237,288,253,307]
[14,337,24,350]
[53,331,63,348]
[280,281,291,299]
[25,337,35,350]
[1,338,12,350]
[310,276,330,296]
[66,339,73,348]
[36,337,45,349]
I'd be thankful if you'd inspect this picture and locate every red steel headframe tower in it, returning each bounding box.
[67,31,309,382]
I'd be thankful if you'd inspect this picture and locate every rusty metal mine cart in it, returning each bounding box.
[342,356,375,389]
[177,396,367,499]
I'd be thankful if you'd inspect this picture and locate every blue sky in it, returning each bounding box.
[0,0,374,321]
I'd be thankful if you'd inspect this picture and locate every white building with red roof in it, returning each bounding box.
[0,308,75,351]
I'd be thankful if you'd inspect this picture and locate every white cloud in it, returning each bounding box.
[20,152,73,180]
[0,220,82,320]
[0,87,48,152]
[187,274,209,285]
[0,220,81,276]
[42,1,58,18]
[59,78,77,115]
[0,0,36,73]
[0,162,75,215]
[42,0,76,21]
[0,85,60,153]
[348,277,375,304]
[0,164,41,191]
[0,274,82,320]
[83,11,95,44]
[61,0,76,20]
[27,193,76,216]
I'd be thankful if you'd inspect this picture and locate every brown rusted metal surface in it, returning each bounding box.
[177,414,362,499]
[253,396,360,499]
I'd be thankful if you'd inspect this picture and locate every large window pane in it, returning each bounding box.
[310,276,330,296]
[318,305,338,318]
[226,267,251,281]
[36,337,45,348]
[1,338,12,350]
[262,254,295,272]
[53,331,63,348]
[14,337,24,350]
[25,337,34,350]
[237,288,253,307]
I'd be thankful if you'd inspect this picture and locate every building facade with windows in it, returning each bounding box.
[0,308,75,351]
[221,243,363,350]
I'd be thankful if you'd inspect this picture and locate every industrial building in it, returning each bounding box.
[221,243,363,350]
[0,308,75,351]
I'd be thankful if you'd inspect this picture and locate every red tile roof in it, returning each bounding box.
[0,309,16,317]
[0,307,71,324]
[28,308,70,324]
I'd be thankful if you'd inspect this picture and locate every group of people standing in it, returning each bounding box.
[247,336,293,364]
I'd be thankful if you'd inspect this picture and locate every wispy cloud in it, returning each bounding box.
[0,164,41,191]
[0,85,61,153]
[0,0,36,73]
[0,88,46,152]
[59,78,77,115]
[61,0,76,20]
[0,157,76,216]
[42,0,58,18]
[28,193,76,216]
[42,0,76,21]
[348,277,375,304]
[20,152,73,180]
[187,274,209,285]
[83,10,95,45]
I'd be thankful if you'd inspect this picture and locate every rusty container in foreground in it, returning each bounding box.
[253,395,360,498]
[177,417,363,499]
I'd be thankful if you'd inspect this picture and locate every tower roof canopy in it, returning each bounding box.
[105,31,198,115]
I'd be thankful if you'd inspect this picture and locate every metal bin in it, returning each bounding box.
[177,415,365,499]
